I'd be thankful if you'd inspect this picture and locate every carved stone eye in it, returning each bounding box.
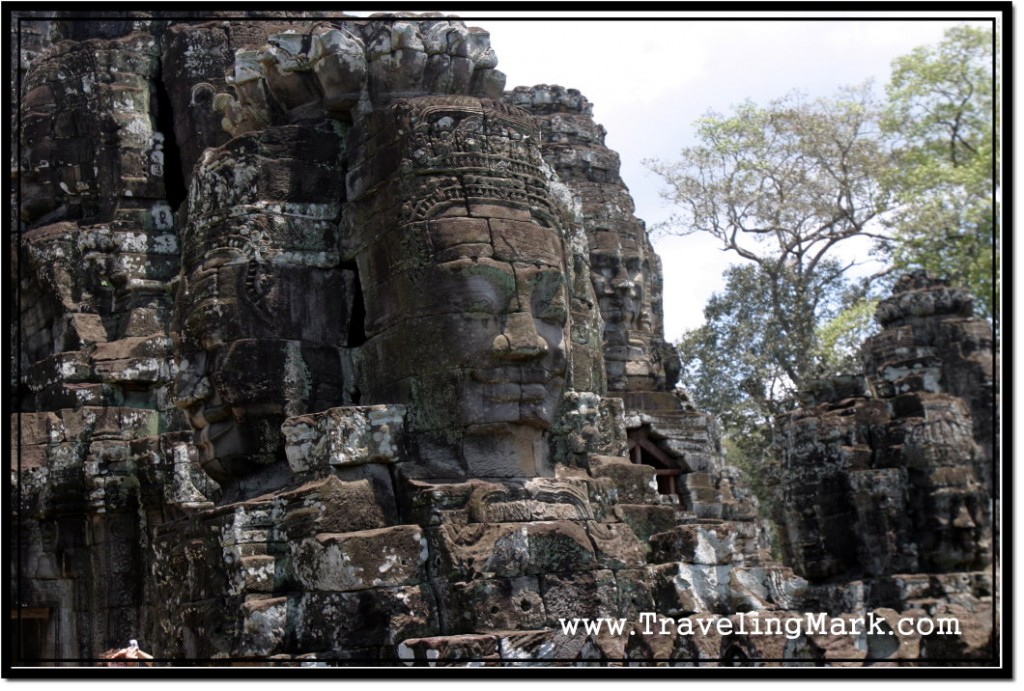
[537,303,568,326]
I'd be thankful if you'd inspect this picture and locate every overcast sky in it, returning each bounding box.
[446,10,999,340]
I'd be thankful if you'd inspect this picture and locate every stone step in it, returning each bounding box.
[617,391,681,412]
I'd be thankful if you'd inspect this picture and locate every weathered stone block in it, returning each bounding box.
[290,525,426,592]
[551,393,628,466]
[233,596,288,657]
[13,445,49,470]
[613,568,655,619]
[92,356,172,384]
[434,576,546,632]
[428,521,597,580]
[428,216,491,249]
[292,585,437,650]
[649,562,702,617]
[25,352,93,391]
[32,382,109,410]
[539,569,619,622]
[397,476,481,527]
[586,521,646,570]
[283,405,406,473]
[648,563,793,615]
[91,334,173,361]
[586,455,658,504]
[238,555,279,594]
[59,406,160,442]
[11,412,65,446]
[311,29,367,113]
[277,474,396,538]
[466,478,594,523]
[650,523,739,566]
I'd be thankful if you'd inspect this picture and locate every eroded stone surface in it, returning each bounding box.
[775,271,994,625]
[12,14,996,667]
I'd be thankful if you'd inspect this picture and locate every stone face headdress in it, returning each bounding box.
[343,96,573,291]
[348,97,560,229]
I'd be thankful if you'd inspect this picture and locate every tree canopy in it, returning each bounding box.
[646,84,889,402]
[879,24,997,318]
[646,23,998,494]
[647,84,890,275]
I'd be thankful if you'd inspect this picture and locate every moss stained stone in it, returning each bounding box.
[12,14,996,666]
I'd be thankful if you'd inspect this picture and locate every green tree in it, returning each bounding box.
[879,24,997,318]
[651,27,997,510]
[647,85,890,395]
[677,261,860,464]
[811,295,879,378]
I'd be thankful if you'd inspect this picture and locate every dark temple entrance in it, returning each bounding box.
[627,427,691,501]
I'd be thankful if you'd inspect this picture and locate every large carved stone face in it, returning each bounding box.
[348,97,572,477]
[358,220,569,431]
[173,240,349,484]
[19,88,62,224]
[19,37,162,228]
[589,229,659,391]
[172,122,350,486]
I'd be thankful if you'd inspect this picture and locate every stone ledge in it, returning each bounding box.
[283,404,406,472]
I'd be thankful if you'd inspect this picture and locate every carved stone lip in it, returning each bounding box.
[469,366,560,385]
[518,383,549,402]
[190,402,231,428]
[196,419,234,450]
[480,382,523,403]
[187,295,228,317]
[183,297,241,340]
[477,382,552,404]
[183,273,223,311]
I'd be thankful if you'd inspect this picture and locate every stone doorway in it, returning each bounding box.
[12,607,55,666]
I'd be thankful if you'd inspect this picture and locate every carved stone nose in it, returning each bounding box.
[492,312,548,360]
[611,265,634,292]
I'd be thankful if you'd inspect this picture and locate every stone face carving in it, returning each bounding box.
[12,14,996,667]
[504,85,680,395]
[19,32,162,228]
[776,272,994,611]
[171,120,353,492]
[345,96,582,479]
[507,85,733,531]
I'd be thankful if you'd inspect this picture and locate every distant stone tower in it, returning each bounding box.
[776,271,994,617]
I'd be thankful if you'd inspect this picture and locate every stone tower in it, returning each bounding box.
[12,13,996,666]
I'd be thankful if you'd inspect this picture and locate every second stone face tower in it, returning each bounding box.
[776,271,994,610]
[505,85,752,523]
[504,85,680,396]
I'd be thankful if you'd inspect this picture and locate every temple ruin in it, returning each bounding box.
[11,12,997,667]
